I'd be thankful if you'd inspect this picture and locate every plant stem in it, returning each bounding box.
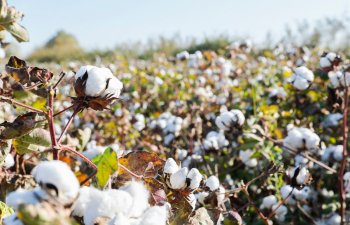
[0,96,47,115]
[53,104,75,117]
[241,186,269,225]
[47,88,59,159]
[57,105,81,144]
[60,145,97,186]
[339,86,349,225]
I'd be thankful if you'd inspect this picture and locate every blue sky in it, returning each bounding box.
[11,0,350,55]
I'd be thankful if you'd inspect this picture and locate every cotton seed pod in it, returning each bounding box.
[320,52,342,72]
[205,175,220,191]
[289,66,314,90]
[215,109,245,131]
[170,167,188,190]
[186,168,203,190]
[73,65,123,110]
[32,160,80,206]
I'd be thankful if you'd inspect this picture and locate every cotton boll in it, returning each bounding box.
[283,128,304,150]
[294,154,308,167]
[272,204,288,221]
[32,160,79,205]
[164,158,179,174]
[140,206,167,225]
[75,65,95,79]
[170,167,188,189]
[103,75,123,99]
[4,154,14,169]
[343,172,350,193]
[280,185,297,205]
[260,195,277,210]
[290,66,314,90]
[239,149,258,167]
[83,190,113,225]
[6,188,41,210]
[339,71,350,87]
[333,145,343,161]
[217,186,226,204]
[187,168,203,190]
[327,213,341,225]
[322,113,342,127]
[108,213,130,225]
[120,181,150,217]
[84,67,113,97]
[105,189,133,215]
[72,186,100,217]
[205,175,220,191]
[287,167,310,186]
[195,192,209,205]
[320,57,332,68]
[328,71,342,88]
[299,128,320,151]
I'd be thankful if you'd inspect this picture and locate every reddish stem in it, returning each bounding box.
[57,106,81,144]
[53,104,75,117]
[339,86,349,225]
[60,145,97,186]
[47,89,59,159]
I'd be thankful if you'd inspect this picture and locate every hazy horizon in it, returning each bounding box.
[10,0,350,56]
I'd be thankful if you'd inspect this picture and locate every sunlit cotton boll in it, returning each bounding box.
[164,158,179,174]
[202,131,229,151]
[322,113,342,127]
[31,160,79,206]
[287,167,310,186]
[215,109,245,131]
[280,185,297,205]
[320,52,337,68]
[260,195,277,210]
[289,66,314,90]
[108,213,130,225]
[187,168,203,190]
[120,181,150,218]
[322,145,343,162]
[283,127,320,152]
[4,154,15,169]
[139,206,168,225]
[72,186,100,217]
[205,175,220,191]
[6,187,42,210]
[83,189,133,225]
[239,149,258,167]
[170,167,188,190]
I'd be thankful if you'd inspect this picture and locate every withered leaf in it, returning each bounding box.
[0,112,38,140]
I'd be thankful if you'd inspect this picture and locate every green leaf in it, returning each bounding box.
[94,148,119,188]
[0,201,14,221]
[13,128,51,155]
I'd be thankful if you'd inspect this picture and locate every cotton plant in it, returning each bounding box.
[288,66,314,90]
[328,69,350,88]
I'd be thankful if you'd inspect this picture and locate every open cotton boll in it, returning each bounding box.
[4,154,15,169]
[187,168,203,190]
[32,160,79,205]
[343,172,350,193]
[283,128,304,150]
[176,51,190,60]
[215,109,245,131]
[290,66,314,90]
[322,113,342,127]
[299,128,320,151]
[75,65,95,80]
[205,175,220,191]
[108,213,130,225]
[216,186,226,204]
[195,192,209,205]
[139,206,167,225]
[287,167,310,186]
[187,193,197,210]
[260,195,277,210]
[84,67,113,97]
[239,149,258,167]
[102,74,123,98]
[339,71,350,87]
[164,158,179,174]
[72,186,100,217]
[327,213,341,225]
[105,189,133,215]
[170,167,188,189]
[320,57,332,68]
[3,214,24,225]
[120,181,150,217]
[272,204,288,221]
[294,154,309,166]
[6,188,41,210]
[280,185,297,205]
[83,190,115,225]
